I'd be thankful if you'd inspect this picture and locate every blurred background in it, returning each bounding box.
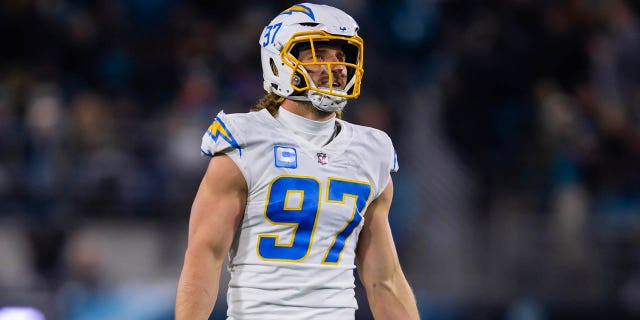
[1,0,639,319]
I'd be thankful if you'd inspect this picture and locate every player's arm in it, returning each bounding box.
[175,154,247,320]
[356,180,420,319]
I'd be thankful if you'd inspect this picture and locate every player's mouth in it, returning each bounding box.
[318,78,344,90]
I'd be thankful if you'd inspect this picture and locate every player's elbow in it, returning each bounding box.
[366,279,396,295]
[185,241,225,265]
[362,267,404,295]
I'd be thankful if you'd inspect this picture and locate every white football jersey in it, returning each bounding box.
[200,108,399,320]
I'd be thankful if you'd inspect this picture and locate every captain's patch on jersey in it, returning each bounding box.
[274,145,298,168]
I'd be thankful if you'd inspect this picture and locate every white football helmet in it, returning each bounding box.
[260,3,364,112]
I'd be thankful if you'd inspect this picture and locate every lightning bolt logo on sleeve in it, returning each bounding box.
[205,116,243,157]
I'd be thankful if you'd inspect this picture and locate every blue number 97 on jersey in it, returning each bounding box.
[257,175,372,265]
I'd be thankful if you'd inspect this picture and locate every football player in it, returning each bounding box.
[175,3,420,319]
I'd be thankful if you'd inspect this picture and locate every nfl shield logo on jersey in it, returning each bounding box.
[316,152,328,165]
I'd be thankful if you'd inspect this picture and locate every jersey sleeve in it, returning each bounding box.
[391,144,399,173]
[373,131,399,199]
[200,111,244,159]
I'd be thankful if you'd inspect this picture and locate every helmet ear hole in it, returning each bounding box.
[292,71,308,90]
[292,74,302,86]
[269,58,279,76]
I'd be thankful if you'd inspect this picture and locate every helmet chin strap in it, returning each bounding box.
[287,90,347,112]
[307,91,347,112]
[303,74,350,112]
[283,91,346,113]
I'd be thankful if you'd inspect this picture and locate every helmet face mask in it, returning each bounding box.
[260,3,364,112]
[285,32,363,97]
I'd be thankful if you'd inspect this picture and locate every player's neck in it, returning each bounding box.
[280,99,335,122]
[276,104,337,147]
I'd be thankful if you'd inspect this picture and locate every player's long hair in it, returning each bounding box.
[251,93,343,119]
[251,93,284,115]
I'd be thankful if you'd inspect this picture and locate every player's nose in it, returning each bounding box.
[329,59,346,74]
